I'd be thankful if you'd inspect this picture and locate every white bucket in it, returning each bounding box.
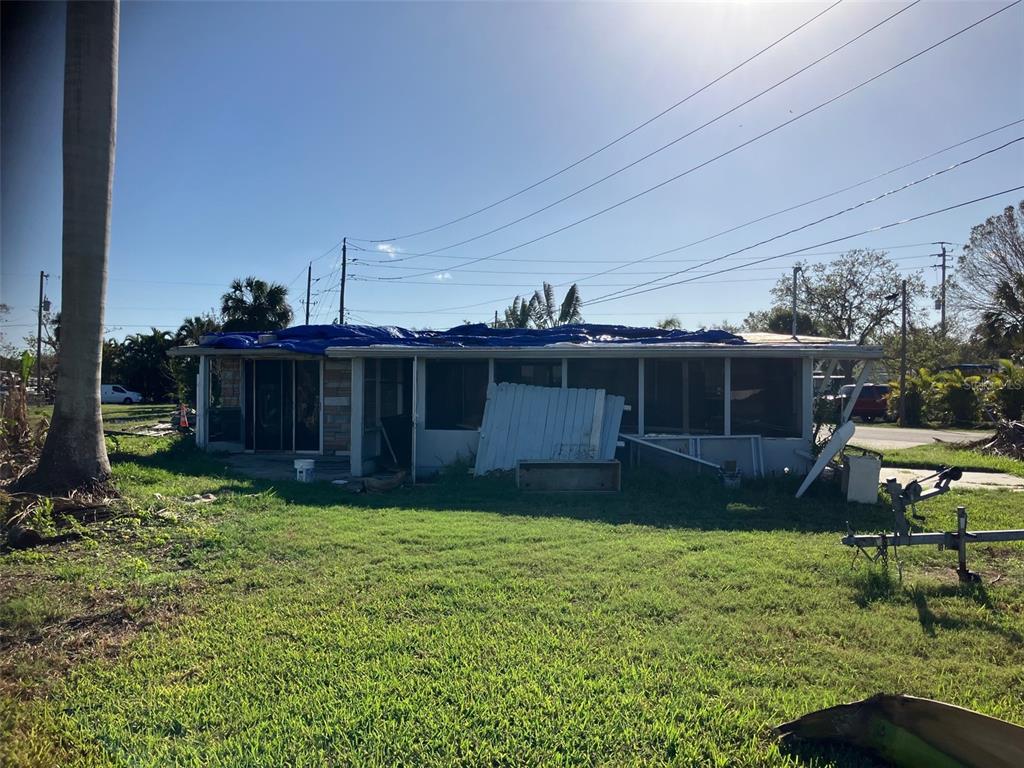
[294,459,316,483]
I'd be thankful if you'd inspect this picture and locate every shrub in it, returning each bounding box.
[933,369,983,425]
[886,369,931,426]
[990,359,1024,421]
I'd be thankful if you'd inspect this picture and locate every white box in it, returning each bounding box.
[844,455,881,504]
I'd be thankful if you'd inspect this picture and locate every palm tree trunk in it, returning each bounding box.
[27,0,118,491]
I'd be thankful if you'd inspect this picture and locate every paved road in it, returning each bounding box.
[850,424,992,451]
[886,467,1024,492]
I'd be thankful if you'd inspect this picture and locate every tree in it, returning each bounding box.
[117,329,176,401]
[976,271,1024,358]
[24,1,119,491]
[771,250,925,344]
[953,202,1024,321]
[171,314,222,402]
[220,276,293,332]
[498,283,582,329]
[176,314,221,344]
[742,306,822,336]
[656,316,682,330]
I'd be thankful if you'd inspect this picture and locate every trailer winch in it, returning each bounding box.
[842,466,1024,583]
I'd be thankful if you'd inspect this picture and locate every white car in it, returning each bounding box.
[101,384,144,404]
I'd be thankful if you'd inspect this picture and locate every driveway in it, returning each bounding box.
[850,424,992,451]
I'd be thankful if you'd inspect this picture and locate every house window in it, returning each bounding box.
[644,359,725,434]
[494,358,562,388]
[566,358,639,432]
[644,359,684,434]
[425,360,489,430]
[730,358,801,438]
[688,359,725,434]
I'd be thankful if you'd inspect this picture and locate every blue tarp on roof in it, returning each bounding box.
[198,324,746,354]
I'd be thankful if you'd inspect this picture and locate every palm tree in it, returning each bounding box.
[500,282,582,329]
[26,1,119,492]
[220,276,293,332]
[176,313,221,344]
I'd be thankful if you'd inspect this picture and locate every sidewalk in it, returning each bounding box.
[884,466,1024,492]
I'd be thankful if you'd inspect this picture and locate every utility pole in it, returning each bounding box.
[898,278,908,427]
[36,271,48,395]
[937,242,949,336]
[791,265,802,338]
[304,263,312,325]
[339,237,347,325]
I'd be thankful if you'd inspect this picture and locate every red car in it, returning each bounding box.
[839,384,892,422]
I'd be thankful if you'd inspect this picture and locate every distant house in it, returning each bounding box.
[169,323,881,480]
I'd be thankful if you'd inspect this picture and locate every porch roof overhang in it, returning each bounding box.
[167,346,321,359]
[322,339,882,360]
[172,338,882,361]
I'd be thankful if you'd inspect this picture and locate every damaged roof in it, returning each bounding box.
[170,323,881,359]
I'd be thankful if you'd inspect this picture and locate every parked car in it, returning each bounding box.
[101,384,144,404]
[838,383,891,422]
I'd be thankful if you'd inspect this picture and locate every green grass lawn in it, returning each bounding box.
[868,442,1024,478]
[2,434,1023,767]
[28,404,177,432]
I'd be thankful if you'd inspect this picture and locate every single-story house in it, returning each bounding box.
[169,323,882,481]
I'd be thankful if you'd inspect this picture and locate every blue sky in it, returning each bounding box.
[2,0,1022,344]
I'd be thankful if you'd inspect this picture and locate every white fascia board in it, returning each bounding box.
[324,344,882,360]
[168,346,321,359]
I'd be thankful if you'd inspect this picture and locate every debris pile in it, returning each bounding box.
[0,374,46,484]
[968,420,1024,461]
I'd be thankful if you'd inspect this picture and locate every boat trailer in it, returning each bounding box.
[842,467,1024,582]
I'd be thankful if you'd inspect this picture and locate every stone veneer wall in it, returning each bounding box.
[213,357,241,408]
[323,358,352,453]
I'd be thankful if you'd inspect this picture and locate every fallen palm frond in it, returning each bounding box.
[776,693,1024,768]
[966,420,1024,461]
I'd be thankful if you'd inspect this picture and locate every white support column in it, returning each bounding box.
[682,361,690,433]
[815,359,838,394]
[637,358,645,437]
[561,358,568,388]
[196,355,209,449]
[488,358,495,384]
[350,357,365,477]
[411,356,419,483]
[723,357,732,436]
[801,356,813,442]
[841,360,872,424]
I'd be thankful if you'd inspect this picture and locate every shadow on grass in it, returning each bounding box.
[850,565,1020,643]
[778,738,888,768]
[112,436,895,535]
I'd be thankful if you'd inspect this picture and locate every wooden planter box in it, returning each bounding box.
[515,459,621,492]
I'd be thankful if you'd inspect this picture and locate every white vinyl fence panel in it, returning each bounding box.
[474,382,626,475]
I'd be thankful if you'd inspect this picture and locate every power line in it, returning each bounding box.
[403,186,1020,316]
[585,136,1022,304]
[344,252,941,284]
[587,185,1024,306]
[379,0,922,263]
[346,240,968,270]
[372,1,1020,281]
[353,135,1017,315]
[345,1,845,244]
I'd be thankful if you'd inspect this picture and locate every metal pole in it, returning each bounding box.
[791,265,801,338]
[898,279,907,427]
[956,506,970,582]
[304,263,311,325]
[339,237,347,325]
[35,271,46,394]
